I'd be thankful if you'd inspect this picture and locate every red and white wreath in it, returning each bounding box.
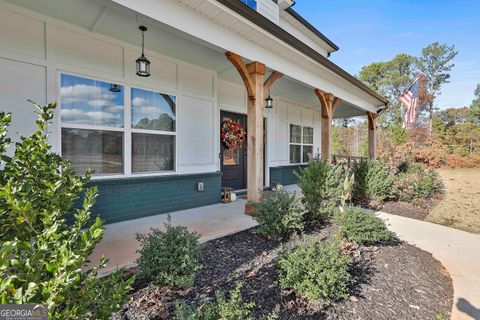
[221,117,246,149]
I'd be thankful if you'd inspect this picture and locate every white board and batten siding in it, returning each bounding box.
[0,1,217,176]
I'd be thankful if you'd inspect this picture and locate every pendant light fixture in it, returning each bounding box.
[265,94,273,109]
[136,26,151,77]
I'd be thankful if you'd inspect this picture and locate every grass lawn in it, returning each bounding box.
[426,168,480,234]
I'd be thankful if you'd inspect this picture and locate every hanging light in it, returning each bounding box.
[110,83,121,92]
[136,26,151,77]
[265,94,273,109]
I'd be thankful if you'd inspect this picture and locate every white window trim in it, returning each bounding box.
[58,71,178,179]
[289,123,313,164]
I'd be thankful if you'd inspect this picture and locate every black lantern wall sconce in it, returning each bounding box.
[265,94,273,109]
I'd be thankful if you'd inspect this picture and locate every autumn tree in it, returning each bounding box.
[359,54,416,126]
[415,42,458,134]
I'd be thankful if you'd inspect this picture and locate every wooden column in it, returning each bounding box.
[225,52,283,203]
[367,111,377,160]
[315,89,340,161]
[246,61,265,202]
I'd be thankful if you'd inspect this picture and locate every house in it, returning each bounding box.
[0,0,387,224]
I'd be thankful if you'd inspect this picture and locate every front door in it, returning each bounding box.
[220,111,247,190]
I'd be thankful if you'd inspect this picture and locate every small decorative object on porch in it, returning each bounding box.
[221,117,246,150]
[222,187,234,203]
[271,182,283,191]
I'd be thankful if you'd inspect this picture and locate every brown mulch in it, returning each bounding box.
[380,198,440,221]
[114,226,453,320]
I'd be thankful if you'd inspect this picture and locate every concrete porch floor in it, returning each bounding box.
[91,195,257,275]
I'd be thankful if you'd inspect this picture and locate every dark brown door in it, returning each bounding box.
[220,111,247,190]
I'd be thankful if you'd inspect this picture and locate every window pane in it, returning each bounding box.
[290,124,301,143]
[60,74,124,127]
[132,133,175,172]
[131,87,176,132]
[223,148,240,166]
[290,145,301,164]
[303,126,313,144]
[303,146,313,163]
[61,128,123,175]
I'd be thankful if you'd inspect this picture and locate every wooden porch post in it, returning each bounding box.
[225,52,283,203]
[367,111,377,160]
[245,61,265,202]
[315,89,341,161]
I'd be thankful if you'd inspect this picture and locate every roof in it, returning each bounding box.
[285,7,339,53]
[216,0,388,106]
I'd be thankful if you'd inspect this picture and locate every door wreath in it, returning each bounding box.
[221,117,246,149]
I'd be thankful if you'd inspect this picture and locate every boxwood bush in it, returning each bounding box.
[136,216,201,288]
[295,159,345,222]
[351,159,394,203]
[277,240,352,304]
[250,188,304,239]
[334,207,395,245]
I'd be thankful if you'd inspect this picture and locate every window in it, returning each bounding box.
[289,124,314,164]
[60,73,176,176]
[60,74,124,175]
[131,87,176,173]
[240,0,257,10]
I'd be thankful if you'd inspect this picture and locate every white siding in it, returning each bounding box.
[256,0,279,25]
[0,58,47,155]
[178,95,215,173]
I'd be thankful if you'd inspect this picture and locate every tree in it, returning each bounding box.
[470,83,480,123]
[359,54,416,126]
[0,102,133,318]
[415,42,458,134]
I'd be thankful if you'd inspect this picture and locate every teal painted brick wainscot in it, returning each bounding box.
[269,164,308,186]
[88,172,222,224]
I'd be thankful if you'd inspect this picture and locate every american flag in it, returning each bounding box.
[398,78,420,128]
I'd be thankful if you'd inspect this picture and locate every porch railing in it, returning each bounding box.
[332,154,367,167]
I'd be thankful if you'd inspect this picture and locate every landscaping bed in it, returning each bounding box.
[114,225,453,320]
[380,199,439,221]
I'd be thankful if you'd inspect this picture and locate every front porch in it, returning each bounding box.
[91,185,301,275]
[1,0,385,224]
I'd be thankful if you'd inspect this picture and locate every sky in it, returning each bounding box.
[293,0,480,110]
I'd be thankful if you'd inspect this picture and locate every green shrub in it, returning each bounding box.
[295,159,345,222]
[250,189,304,239]
[351,159,394,203]
[334,207,395,245]
[277,240,352,304]
[0,102,133,319]
[174,283,255,320]
[393,163,444,203]
[136,216,201,288]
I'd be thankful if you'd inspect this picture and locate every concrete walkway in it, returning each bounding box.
[90,197,257,275]
[377,211,480,320]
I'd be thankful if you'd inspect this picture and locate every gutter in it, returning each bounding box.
[216,0,388,107]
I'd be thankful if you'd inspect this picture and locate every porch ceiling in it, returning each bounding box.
[6,0,368,119]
